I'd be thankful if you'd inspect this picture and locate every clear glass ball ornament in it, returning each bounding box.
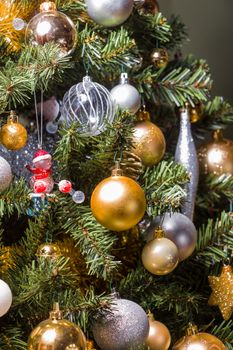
[71,190,85,204]
[61,75,115,136]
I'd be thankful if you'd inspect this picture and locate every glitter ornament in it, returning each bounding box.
[27,303,86,350]
[0,156,12,192]
[131,108,166,166]
[110,73,141,114]
[61,75,115,136]
[145,213,197,261]
[145,312,171,350]
[0,279,12,317]
[172,323,226,350]
[91,164,146,231]
[142,228,179,275]
[175,106,199,220]
[150,48,169,69]
[92,298,149,350]
[198,129,233,176]
[36,243,61,259]
[85,0,134,27]
[0,111,27,151]
[208,264,233,320]
[25,1,77,57]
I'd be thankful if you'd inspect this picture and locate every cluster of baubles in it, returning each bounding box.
[141,212,197,275]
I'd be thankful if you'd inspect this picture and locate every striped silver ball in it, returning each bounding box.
[85,0,134,27]
[92,298,149,350]
[0,156,12,192]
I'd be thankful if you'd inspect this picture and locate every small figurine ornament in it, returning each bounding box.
[26,149,54,194]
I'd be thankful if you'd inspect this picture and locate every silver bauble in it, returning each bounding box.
[92,298,149,350]
[0,156,12,192]
[175,107,199,221]
[85,0,134,27]
[61,75,115,136]
[144,213,197,261]
[110,73,141,114]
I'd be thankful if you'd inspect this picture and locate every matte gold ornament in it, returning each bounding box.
[90,164,146,231]
[135,0,160,15]
[36,243,61,259]
[0,112,27,150]
[145,312,171,350]
[141,228,179,275]
[27,303,86,350]
[208,264,233,320]
[198,129,233,176]
[150,48,169,69]
[25,1,77,57]
[172,323,226,350]
[132,108,166,166]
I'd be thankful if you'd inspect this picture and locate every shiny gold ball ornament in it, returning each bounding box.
[36,243,61,259]
[198,129,233,176]
[0,112,27,150]
[25,1,77,57]
[208,264,233,320]
[145,312,171,350]
[189,103,203,123]
[150,48,169,69]
[141,228,179,275]
[90,164,146,231]
[132,108,166,166]
[172,323,226,350]
[27,303,86,350]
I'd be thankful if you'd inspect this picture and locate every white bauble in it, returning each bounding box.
[0,156,12,192]
[110,73,141,114]
[0,279,12,317]
[85,0,134,27]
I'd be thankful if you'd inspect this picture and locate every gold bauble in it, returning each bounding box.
[198,129,233,176]
[36,243,61,259]
[25,1,77,57]
[145,313,171,350]
[189,103,203,123]
[27,303,86,350]
[0,113,27,150]
[90,167,146,232]
[136,0,160,15]
[150,48,169,69]
[173,325,226,350]
[208,265,233,320]
[132,110,166,167]
[141,235,179,275]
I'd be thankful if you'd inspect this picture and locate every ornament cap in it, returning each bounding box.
[137,107,151,121]
[8,110,18,123]
[212,129,223,142]
[186,323,198,336]
[49,302,63,320]
[119,73,129,85]
[111,161,123,176]
[40,1,57,12]
[154,227,165,239]
[147,310,155,321]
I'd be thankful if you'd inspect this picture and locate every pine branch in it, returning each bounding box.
[211,320,233,348]
[141,160,189,216]
[57,203,120,279]
[0,327,26,350]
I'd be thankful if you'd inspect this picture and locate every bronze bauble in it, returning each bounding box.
[25,1,77,57]
[27,304,86,350]
[91,171,146,232]
[198,129,233,176]
[0,115,27,150]
[141,237,179,275]
[145,316,171,350]
[150,48,169,69]
[36,243,61,259]
[136,0,160,15]
[132,120,166,167]
[173,332,226,350]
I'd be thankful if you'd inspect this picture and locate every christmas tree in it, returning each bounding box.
[0,0,233,349]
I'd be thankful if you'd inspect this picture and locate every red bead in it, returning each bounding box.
[58,180,72,193]
[34,180,47,193]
